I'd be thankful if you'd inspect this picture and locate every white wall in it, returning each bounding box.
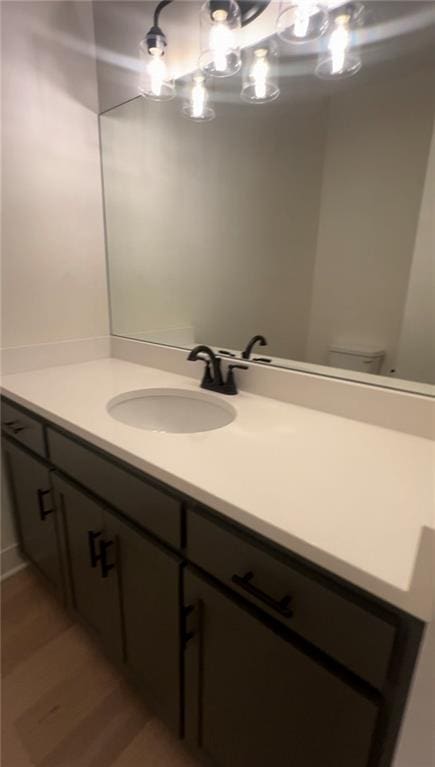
[305,66,435,374]
[1,0,109,576]
[394,122,435,385]
[1,0,109,350]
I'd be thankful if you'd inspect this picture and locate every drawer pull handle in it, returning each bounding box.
[37,488,55,521]
[4,420,27,435]
[231,571,293,618]
[88,530,102,567]
[99,539,115,578]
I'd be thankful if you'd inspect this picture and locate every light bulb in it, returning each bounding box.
[199,0,241,78]
[183,74,215,122]
[149,50,165,98]
[330,14,349,73]
[210,10,233,73]
[253,49,268,100]
[277,1,329,44]
[316,10,362,79]
[139,35,175,101]
[294,4,310,37]
[241,47,280,104]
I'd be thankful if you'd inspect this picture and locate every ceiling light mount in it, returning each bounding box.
[239,1,272,27]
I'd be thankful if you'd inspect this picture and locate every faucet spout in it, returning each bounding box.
[242,334,268,360]
[187,345,223,387]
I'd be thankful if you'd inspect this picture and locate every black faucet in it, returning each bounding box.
[187,345,223,388]
[242,334,268,360]
[187,345,247,395]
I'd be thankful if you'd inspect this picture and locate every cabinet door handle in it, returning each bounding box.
[99,539,115,578]
[183,604,197,646]
[231,571,293,618]
[37,488,55,521]
[88,530,102,567]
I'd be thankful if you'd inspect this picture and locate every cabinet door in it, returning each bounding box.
[184,570,379,767]
[105,512,183,735]
[54,474,123,663]
[3,441,62,591]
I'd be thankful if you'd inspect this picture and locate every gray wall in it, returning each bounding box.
[1,0,108,575]
[1,0,109,350]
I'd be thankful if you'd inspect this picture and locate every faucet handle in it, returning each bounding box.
[228,363,249,371]
[223,363,248,395]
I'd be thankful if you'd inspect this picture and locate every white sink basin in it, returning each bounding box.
[107,388,236,433]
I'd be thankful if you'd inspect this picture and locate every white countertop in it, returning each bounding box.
[2,358,434,620]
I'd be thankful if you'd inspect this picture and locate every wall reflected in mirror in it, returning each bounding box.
[100,2,435,393]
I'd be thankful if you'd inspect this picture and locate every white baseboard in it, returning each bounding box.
[0,543,27,580]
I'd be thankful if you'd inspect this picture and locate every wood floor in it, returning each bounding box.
[1,568,200,767]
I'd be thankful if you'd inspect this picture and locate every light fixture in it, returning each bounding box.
[316,3,363,79]
[139,3,175,100]
[183,73,216,121]
[241,46,280,103]
[199,0,242,78]
[276,1,329,44]
[138,0,367,117]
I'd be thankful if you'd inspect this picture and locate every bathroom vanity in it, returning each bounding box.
[1,358,430,767]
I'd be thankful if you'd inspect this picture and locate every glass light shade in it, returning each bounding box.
[199,0,242,78]
[277,1,329,44]
[315,11,361,79]
[315,50,361,78]
[241,47,280,104]
[183,74,216,121]
[139,40,175,100]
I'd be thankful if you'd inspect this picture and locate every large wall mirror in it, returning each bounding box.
[100,1,435,394]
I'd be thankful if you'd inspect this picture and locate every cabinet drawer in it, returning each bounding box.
[1,399,46,458]
[47,428,182,549]
[187,507,396,691]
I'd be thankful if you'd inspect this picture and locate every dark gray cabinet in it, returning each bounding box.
[54,472,183,732]
[53,474,123,663]
[106,513,183,733]
[3,440,63,592]
[184,569,379,767]
[2,398,423,767]
[187,508,396,691]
